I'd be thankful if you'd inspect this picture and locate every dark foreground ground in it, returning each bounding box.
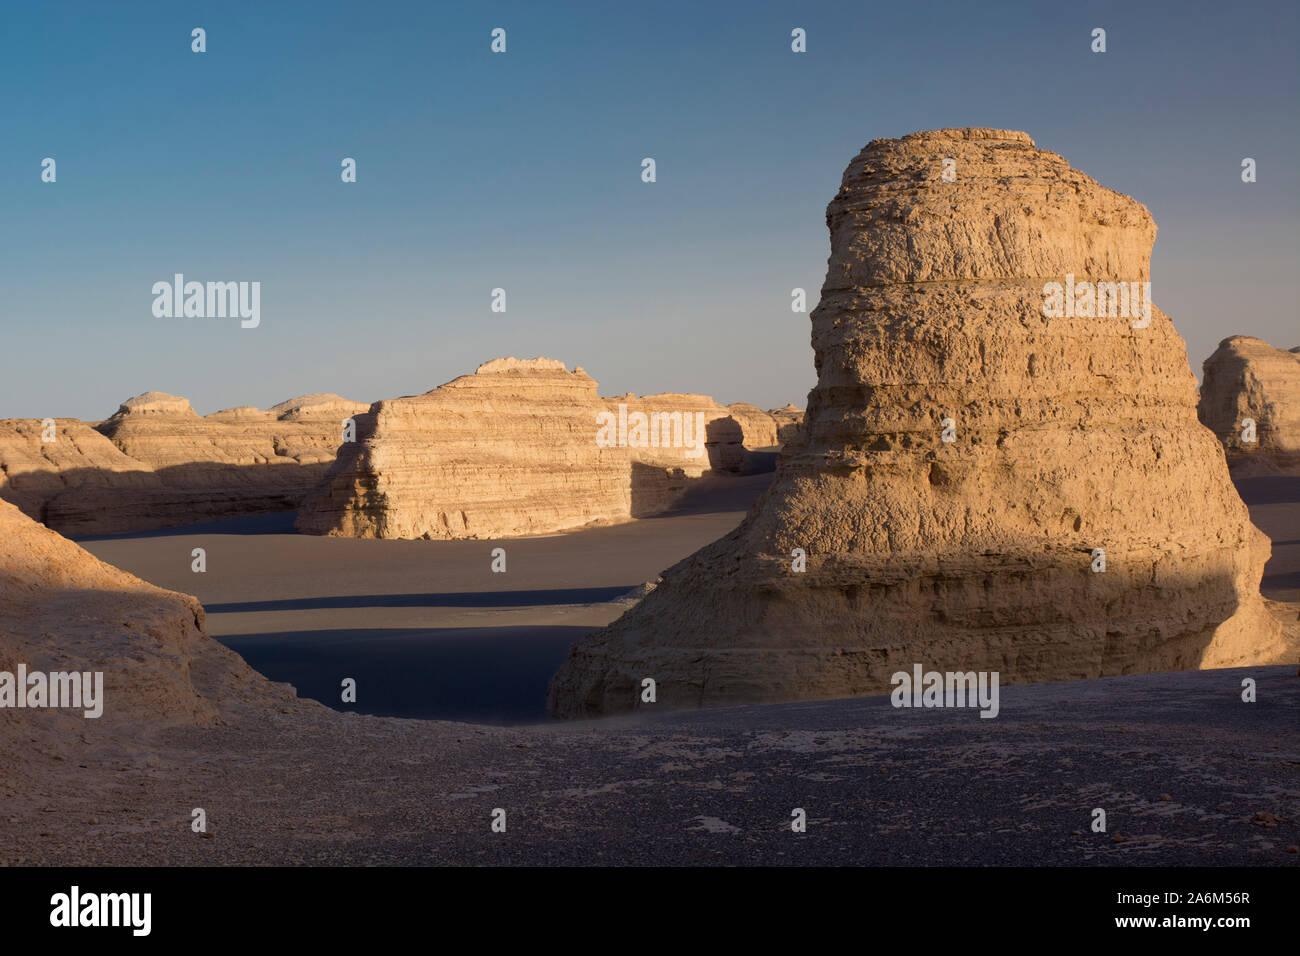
[5,666,1296,866]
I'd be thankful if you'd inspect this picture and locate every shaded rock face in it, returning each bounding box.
[297,359,792,540]
[0,419,162,529]
[1198,336,1300,476]
[548,127,1286,718]
[768,404,805,447]
[0,498,295,746]
[0,392,367,535]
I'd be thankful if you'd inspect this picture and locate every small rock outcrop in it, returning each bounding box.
[548,128,1286,718]
[0,498,295,743]
[1198,336,1300,475]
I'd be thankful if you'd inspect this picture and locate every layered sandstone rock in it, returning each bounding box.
[0,498,295,741]
[548,127,1287,718]
[726,403,781,450]
[0,391,367,535]
[1198,336,1300,476]
[0,419,161,529]
[298,360,791,539]
[600,392,755,474]
[297,359,641,539]
[99,390,367,472]
[768,404,805,446]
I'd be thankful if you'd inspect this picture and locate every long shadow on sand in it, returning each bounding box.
[205,586,636,614]
[219,625,593,724]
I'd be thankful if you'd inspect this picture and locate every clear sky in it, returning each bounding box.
[2,0,1296,419]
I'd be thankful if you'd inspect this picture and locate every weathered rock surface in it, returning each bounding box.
[297,359,640,539]
[767,404,805,446]
[548,127,1288,718]
[0,419,161,530]
[600,392,774,475]
[0,498,295,743]
[298,359,790,539]
[1198,336,1300,476]
[0,392,367,535]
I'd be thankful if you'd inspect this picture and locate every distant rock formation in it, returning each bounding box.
[297,359,638,539]
[599,393,778,475]
[548,127,1287,718]
[0,391,367,535]
[98,390,367,471]
[0,497,295,741]
[296,358,789,539]
[1198,336,1300,476]
[767,404,805,447]
[0,418,160,531]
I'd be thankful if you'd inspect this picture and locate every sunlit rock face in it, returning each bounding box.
[1199,336,1300,476]
[548,128,1285,718]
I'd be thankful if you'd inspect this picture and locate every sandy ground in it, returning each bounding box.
[78,475,772,722]
[1233,476,1300,602]
[3,471,1290,866]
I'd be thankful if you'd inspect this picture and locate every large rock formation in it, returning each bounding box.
[0,418,161,530]
[600,393,777,475]
[298,359,642,539]
[0,391,367,535]
[1198,336,1300,476]
[298,359,792,539]
[548,127,1287,718]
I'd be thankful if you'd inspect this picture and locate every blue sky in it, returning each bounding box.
[2,0,1296,418]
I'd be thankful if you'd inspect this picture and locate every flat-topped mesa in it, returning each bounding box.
[98,390,366,472]
[297,360,794,540]
[547,127,1286,719]
[1198,336,1300,476]
[0,390,368,535]
[297,358,637,539]
[206,405,274,423]
[267,393,369,423]
[112,391,199,418]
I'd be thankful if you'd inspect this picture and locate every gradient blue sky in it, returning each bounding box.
[2,0,1296,418]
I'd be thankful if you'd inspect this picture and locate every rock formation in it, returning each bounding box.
[298,359,792,539]
[0,391,367,535]
[600,393,777,474]
[0,418,161,531]
[0,497,294,742]
[548,127,1287,718]
[768,404,805,446]
[297,359,641,539]
[1198,336,1300,476]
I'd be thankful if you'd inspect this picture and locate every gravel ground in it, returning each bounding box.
[4,664,1296,866]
